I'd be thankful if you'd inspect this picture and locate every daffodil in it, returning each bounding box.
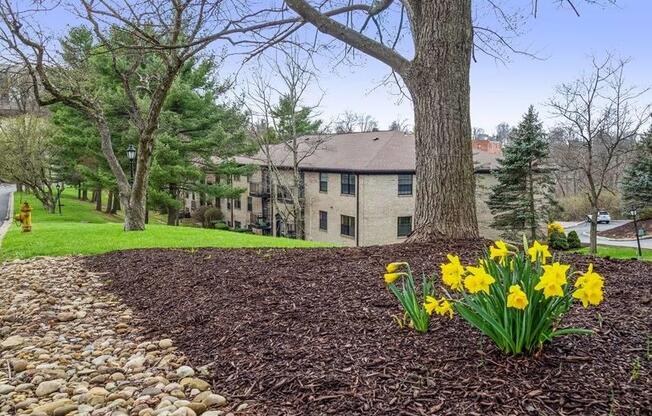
[574,263,604,288]
[489,240,509,260]
[464,265,496,294]
[572,263,604,307]
[534,262,569,298]
[434,297,454,319]
[528,241,552,264]
[423,295,439,316]
[572,285,604,307]
[386,262,408,273]
[384,272,407,285]
[440,254,465,291]
[506,284,529,310]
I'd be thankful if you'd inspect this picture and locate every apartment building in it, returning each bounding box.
[186,130,502,246]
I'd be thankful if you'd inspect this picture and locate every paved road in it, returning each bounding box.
[0,183,15,227]
[565,219,652,249]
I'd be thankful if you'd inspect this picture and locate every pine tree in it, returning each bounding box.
[487,106,558,240]
[622,127,652,209]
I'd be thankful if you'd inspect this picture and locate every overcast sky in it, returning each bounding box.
[41,0,652,134]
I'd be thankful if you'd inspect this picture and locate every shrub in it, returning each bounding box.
[204,207,223,227]
[213,221,229,230]
[547,222,565,236]
[549,230,569,250]
[567,230,582,249]
[383,263,435,333]
[191,206,210,227]
[384,240,605,355]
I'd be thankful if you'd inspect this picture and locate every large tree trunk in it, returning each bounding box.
[105,191,113,214]
[167,183,179,226]
[404,0,478,240]
[95,187,102,211]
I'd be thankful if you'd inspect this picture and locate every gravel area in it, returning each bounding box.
[0,257,238,416]
[86,243,652,415]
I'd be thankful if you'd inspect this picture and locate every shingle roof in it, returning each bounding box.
[236,130,501,173]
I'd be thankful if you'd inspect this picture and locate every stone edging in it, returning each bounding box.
[0,189,14,245]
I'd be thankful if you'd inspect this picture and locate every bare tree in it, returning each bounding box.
[549,56,650,253]
[283,0,608,240]
[389,117,410,133]
[246,51,329,239]
[334,111,378,133]
[495,122,511,144]
[0,115,57,211]
[0,0,327,231]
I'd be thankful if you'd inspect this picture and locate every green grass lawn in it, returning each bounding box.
[1,189,330,261]
[575,245,652,261]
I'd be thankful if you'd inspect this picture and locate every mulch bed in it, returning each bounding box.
[599,219,652,239]
[84,241,652,415]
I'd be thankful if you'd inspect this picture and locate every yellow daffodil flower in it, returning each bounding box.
[574,263,604,288]
[384,272,407,285]
[464,265,496,295]
[434,297,454,319]
[440,254,465,291]
[423,295,439,316]
[386,262,408,273]
[528,241,552,264]
[534,262,569,298]
[489,240,509,260]
[572,284,604,308]
[572,263,604,307]
[506,284,529,310]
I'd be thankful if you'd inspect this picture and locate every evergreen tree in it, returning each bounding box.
[622,127,652,209]
[487,106,558,240]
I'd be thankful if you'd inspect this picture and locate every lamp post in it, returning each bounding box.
[630,207,642,258]
[55,183,62,214]
[127,144,136,185]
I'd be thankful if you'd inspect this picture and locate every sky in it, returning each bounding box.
[25,0,652,134]
[286,0,651,134]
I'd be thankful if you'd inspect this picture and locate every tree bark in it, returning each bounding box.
[105,191,113,214]
[404,0,478,240]
[82,188,88,201]
[590,207,598,254]
[95,187,102,211]
[111,191,120,214]
[167,183,179,226]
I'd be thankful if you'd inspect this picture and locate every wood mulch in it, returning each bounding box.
[599,219,652,239]
[84,241,652,415]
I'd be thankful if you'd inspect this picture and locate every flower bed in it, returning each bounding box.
[86,241,651,415]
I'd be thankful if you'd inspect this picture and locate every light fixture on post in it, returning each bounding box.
[127,144,136,185]
[630,207,642,258]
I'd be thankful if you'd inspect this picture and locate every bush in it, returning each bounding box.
[384,240,605,355]
[204,207,223,227]
[549,230,569,250]
[567,230,582,249]
[547,222,565,236]
[213,221,229,230]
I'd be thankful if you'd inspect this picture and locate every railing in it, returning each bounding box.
[250,213,271,229]
[249,181,270,196]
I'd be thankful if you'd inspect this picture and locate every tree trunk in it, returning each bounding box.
[95,188,102,211]
[404,0,478,240]
[111,192,120,214]
[589,207,598,254]
[82,188,88,201]
[166,183,179,226]
[77,185,82,200]
[528,169,536,241]
[105,191,113,214]
[121,191,146,231]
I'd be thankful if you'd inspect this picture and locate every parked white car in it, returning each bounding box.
[587,211,611,224]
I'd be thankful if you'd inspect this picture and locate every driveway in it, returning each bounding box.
[0,183,15,227]
[565,219,652,249]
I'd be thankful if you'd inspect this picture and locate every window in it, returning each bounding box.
[247,196,253,212]
[341,215,355,237]
[398,174,413,196]
[319,211,328,230]
[234,197,241,210]
[227,200,231,210]
[341,173,356,195]
[235,221,241,229]
[319,173,328,193]
[233,175,241,182]
[397,216,412,237]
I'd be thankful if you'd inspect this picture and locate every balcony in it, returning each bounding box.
[249,181,270,197]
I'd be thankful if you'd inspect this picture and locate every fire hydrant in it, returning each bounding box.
[14,202,32,232]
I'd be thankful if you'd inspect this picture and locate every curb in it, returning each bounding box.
[581,230,652,242]
[0,189,14,246]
